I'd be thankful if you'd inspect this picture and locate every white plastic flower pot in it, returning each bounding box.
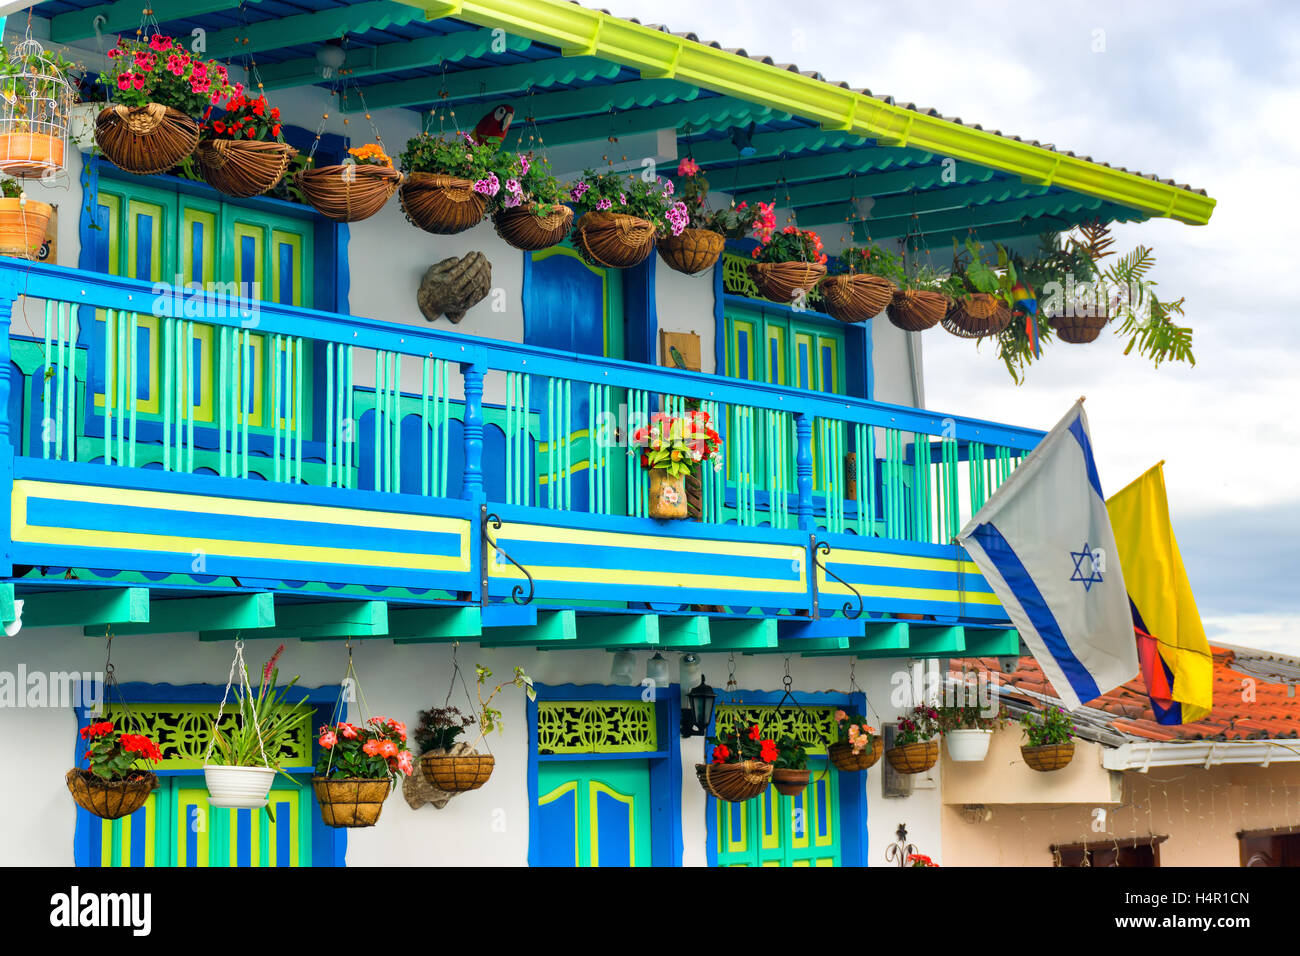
[945,729,993,762]
[68,102,103,153]
[204,764,276,809]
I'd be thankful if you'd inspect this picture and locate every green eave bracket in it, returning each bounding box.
[399,0,1215,225]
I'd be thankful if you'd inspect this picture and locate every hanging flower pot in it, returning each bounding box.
[204,765,276,808]
[0,37,75,179]
[493,202,572,251]
[888,705,940,774]
[749,261,826,303]
[0,195,52,260]
[566,168,683,269]
[827,712,881,771]
[420,752,495,793]
[657,227,725,275]
[95,103,200,175]
[944,729,993,762]
[1021,741,1075,772]
[400,172,487,234]
[297,148,402,222]
[887,289,948,331]
[649,468,688,520]
[66,719,163,820]
[886,740,939,774]
[313,715,413,828]
[313,776,393,827]
[828,738,882,771]
[196,140,296,197]
[574,211,656,268]
[696,760,773,802]
[943,293,1013,338]
[821,273,897,322]
[771,767,810,797]
[1050,310,1109,344]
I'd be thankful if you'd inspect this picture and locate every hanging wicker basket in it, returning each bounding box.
[942,293,1013,338]
[1021,742,1075,772]
[296,163,402,223]
[1050,312,1109,344]
[65,768,157,820]
[695,760,773,802]
[771,768,811,797]
[493,202,573,251]
[95,103,199,176]
[0,197,52,260]
[749,261,827,304]
[399,172,487,234]
[821,273,897,322]
[195,139,297,198]
[885,740,939,774]
[312,776,392,828]
[887,289,947,332]
[656,227,725,275]
[827,738,882,772]
[421,752,496,793]
[573,211,656,269]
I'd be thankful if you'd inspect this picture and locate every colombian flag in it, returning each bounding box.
[1106,463,1212,723]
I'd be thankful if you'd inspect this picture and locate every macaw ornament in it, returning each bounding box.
[471,104,515,145]
[1009,278,1039,358]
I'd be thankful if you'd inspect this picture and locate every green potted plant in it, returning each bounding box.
[770,734,811,796]
[1020,705,1077,771]
[935,699,1006,763]
[194,90,295,197]
[886,705,941,774]
[66,719,162,820]
[0,38,77,178]
[887,264,964,332]
[821,244,906,322]
[397,131,503,234]
[697,722,776,802]
[826,710,881,772]
[0,178,51,260]
[567,167,685,268]
[492,150,572,250]
[313,715,414,827]
[403,704,477,809]
[203,644,310,813]
[421,665,534,794]
[749,223,829,304]
[944,238,1018,338]
[630,409,721,519]
[95,34,237,175]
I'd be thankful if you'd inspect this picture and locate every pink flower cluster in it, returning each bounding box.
[473,172,500,196]
[666,200,690,237]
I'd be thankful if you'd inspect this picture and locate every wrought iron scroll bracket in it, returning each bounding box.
[812,539,864,620]
[481,508,534,606]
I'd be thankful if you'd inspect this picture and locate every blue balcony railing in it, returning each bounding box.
[0,259,1042,627]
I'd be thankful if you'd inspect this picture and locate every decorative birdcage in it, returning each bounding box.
[0,36,74,180]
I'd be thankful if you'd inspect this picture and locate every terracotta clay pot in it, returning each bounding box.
[771,768,811,796]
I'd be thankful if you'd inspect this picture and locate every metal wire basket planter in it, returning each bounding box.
[0,36,73,180]
[884,740,939,774]
[95,103,200,176]
[656,227,725,275]
[65,768,158,821]
[312,776,393,828]
[1021,742,1075,772]
[827,738,883,772]
[1050,310,1109,344]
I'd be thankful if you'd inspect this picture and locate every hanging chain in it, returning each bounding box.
[203,638,271,769]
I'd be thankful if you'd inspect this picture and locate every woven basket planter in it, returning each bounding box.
[887,289,947,332]
[943,293,1013,338]
[573,211,656,269]
[657,228,725,275]
[885,740,939,775]
[95,103,199,176]
[749,261,827,304]
[827,738,882,772]
[0,198,52,260]
[312,776,392,828]
[421,752,496,793]
[493,202,573,251]
[1051,312,1109,344]
[1021,742,1075,772]
[297,164,402,223]
[400,172,487,235]
[821,273,897,322]
[66,768,157,820]
[195,139,296,198]
[696,760,773,802]
[771,768,811,797]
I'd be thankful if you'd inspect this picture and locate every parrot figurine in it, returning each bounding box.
[1009,278,1039,358]
[471,104,515,145]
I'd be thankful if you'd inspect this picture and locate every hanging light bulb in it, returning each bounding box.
[679,652,701,691]
[646,652,670,688]
[610,650,636,684]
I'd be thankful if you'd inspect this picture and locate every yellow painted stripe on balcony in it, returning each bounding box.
[818,548,982,575]
[492,560,806,593]
[817,573,1002,606]
[498,522,806,563]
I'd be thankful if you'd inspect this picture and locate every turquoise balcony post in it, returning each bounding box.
[795,412,814,531]
[461,362,485,500]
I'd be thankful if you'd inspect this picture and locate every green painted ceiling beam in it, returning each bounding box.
[827,192,1109,244]
[338,53,618,111]
[801,621,911,657]
[479,608,576,645]
[963,628,1021,657]
[264,25,535,91]
[905,203,1147,250]
[23,587,149,628]
[281,600,390,641]
[657,615,710,648]
[395,0,1214,224]
[743,636,849,655]
[508,95,778,150]
[103,593,274,636]
[50,0,257,43]
[0,583,14,623]
[706,618,778,650]
[732,159,992,210]
[390,605,483,643]
[686,127,868,168]
[906,625,966,657]
[724,148,933,198]
[203,0,424,62]
[564,614,659,647]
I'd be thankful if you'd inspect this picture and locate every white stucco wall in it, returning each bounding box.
[0,626,943,866]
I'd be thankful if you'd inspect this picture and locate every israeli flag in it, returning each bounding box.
[957,401,1138,710]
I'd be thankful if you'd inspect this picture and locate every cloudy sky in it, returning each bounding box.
[613,0,1300,650]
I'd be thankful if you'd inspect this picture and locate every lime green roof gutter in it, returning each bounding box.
[398,0,1215,225]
